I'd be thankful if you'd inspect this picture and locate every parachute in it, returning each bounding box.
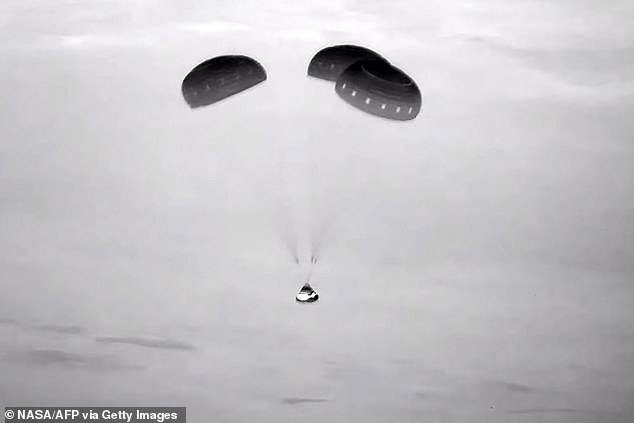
[335,59,421,121]
[181,55,267,108]
[307,45,387,82]
[180,46,423,303]
[298,45,423,301]
[307,45,422,121]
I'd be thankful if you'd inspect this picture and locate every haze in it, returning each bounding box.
[1,0,633,421]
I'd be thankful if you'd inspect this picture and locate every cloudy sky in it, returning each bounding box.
[1,0,633,421]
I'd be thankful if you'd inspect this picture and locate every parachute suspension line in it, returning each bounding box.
[309,210,337,268]
[306,137,326,276]
[282,218,299,265]
[276,138,300,266]
[306,257,318,282]
[309,238,321,269]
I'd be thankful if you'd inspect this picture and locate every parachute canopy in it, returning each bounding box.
[182,55,267,108]
[307,45,422,121]
[307,45,387,82]
[335,59,422,121]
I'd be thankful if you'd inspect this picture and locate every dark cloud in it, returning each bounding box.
[508,407,578,415]
[390,357,414,366]
[3,349,144,372]
[0,319,84,335]
[281,397,332,405]
[500,382,535,393]
[507,407,631,421]
[14,349,86,365]
[95,337,196,351]
[31,324,84,335]
[414,391,428,400]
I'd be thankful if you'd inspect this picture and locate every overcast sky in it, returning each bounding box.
[1,1,633,421]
